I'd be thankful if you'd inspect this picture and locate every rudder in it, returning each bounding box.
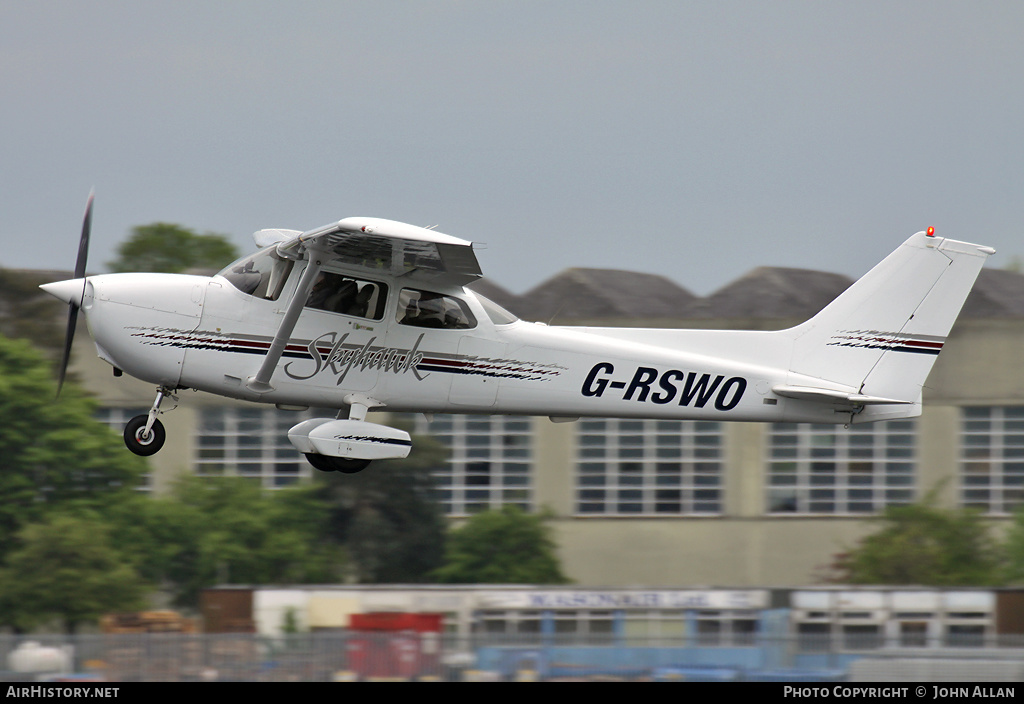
[786,231,993,417]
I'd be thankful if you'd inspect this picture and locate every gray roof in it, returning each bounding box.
[680,266,854,321]
[516,268,697,323]
[960,268,1024,318]
[496,265,1024,324]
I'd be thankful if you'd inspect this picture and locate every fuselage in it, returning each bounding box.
[41,208,993,466]
[53,251,856,426]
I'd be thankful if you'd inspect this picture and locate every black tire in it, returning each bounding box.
[124,415,166,456]
[304,453,371,474]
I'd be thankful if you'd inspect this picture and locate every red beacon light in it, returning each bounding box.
[926,226,935,237]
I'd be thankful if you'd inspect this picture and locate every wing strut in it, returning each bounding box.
[246,249,324,394]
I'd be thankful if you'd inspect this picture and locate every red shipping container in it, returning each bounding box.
[347,613,443,679]
[349,612,443,632]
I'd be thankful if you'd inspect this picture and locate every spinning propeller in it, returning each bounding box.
[55,192,93,395]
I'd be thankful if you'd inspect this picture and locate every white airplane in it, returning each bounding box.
[42,196,994,473]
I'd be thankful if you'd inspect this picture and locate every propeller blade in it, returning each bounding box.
[76,191,92,279]
[56,192,93,396]
[56,303,78,396]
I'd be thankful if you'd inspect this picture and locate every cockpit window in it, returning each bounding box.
[220,248,294,301]
[397,289,476,330]
[475,293,519,325]
[305,272,388,320]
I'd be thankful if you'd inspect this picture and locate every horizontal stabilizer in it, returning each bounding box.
[773,384,913,407]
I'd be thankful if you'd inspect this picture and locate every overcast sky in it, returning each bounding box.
[2,1,1022,295]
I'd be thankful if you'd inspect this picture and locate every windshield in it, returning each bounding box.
[219,248,294,301]
[474,292,519,325]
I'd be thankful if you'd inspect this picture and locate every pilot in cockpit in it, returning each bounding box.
[306,274,333,309]
[409,294,447,328]
[325,279,357,314]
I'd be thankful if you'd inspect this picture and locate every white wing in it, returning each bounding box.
[275,217,482,285]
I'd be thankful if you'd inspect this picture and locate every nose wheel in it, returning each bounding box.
[124,415,166,456]
[124,386,174,456]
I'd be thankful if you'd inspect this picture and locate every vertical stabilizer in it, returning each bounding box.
[786,231,993,418]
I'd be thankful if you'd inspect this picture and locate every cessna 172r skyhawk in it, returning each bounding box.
[42,196,994,473]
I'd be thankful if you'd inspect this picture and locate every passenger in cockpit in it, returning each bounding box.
[345,284,375,318]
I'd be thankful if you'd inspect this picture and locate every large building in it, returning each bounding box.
[51,258,1024,587]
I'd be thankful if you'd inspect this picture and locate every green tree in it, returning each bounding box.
[999,508,1024,584]
[0,336,146,562]
[105,431,449,606]
[104,492,206,605]
[310,432,450,583]
[0,515,149,633]
[0,268,66,356]
[107,223,239,273]
[432,506,569,584]
[827,494,1003,586]
[111,476,344,608]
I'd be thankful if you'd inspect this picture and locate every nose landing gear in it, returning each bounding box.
[124,415,166,456]
[124,387,175,456]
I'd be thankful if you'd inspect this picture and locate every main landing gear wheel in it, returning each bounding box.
[124,415,166,456]
[304,453,371,474]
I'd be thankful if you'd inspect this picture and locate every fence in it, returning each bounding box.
[1,632,1023,682]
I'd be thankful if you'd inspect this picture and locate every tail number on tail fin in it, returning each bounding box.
[582,363,747,411]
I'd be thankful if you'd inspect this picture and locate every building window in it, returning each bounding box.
[797,622,832,652]
[896,618,930,647]
[693,610,760,646]
[575,419,723,516]
[622,609,758,646]
[792,591,995,652]
[475,610,542,637]
[959,406,1024,514]
[194,407,314,487]
[841,622,884,650]
[623,610,686,642]
[415,414,533,515]
[766,421,916,514]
